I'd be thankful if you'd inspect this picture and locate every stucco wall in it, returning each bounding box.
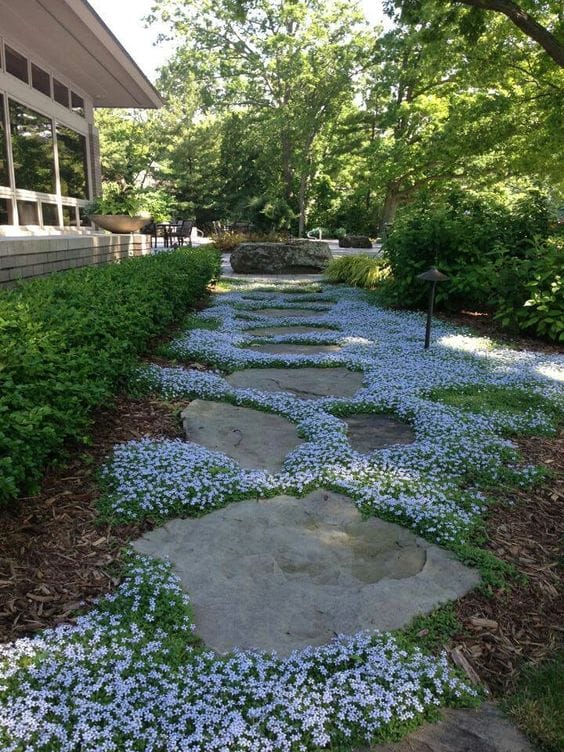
[0,234,152,286]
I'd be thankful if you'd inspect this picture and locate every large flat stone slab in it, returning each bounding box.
[248,343,342,355]
[181,400,302,473]
[245,325,335,336]
[133,490,480,655]
[359,703,534,752]
[226,366,364,399]
[345,413,415,452]
[249,307,328,318]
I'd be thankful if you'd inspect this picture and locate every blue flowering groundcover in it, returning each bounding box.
[1,281,562,751]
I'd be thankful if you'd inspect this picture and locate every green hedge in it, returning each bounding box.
[0,246,220,505]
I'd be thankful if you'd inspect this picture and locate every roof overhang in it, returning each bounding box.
[0,0,162,108]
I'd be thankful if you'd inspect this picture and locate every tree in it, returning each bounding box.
[385,0,564,67]
[148,0,368,234]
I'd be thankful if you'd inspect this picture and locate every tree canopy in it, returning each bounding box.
[95,0,563,234]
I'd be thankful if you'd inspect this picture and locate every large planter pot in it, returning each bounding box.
[89,214,149,233]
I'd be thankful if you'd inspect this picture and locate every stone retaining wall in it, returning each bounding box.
[0,234,151,286]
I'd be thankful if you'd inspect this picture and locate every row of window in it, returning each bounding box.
[0,93,89,199]
[1,41,85,116]
[0,197,88,227]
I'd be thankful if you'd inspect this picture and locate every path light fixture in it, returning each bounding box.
[417,267,449,349]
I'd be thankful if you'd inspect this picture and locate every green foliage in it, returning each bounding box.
[399,604,461,653]
[505,651,564,752]
[209,230,292,253]
[380,189,559,324]
[495,236,564,342]
[428,385,563,433]
[0,247,220,506]
[324,255,390,288]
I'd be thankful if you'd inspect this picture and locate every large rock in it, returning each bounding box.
[230,240,333,274]
[226,366,364,399]
[133,489,480,654]
[339,235,373,248]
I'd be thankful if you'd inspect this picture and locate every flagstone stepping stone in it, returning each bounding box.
[133,489,480,655]
[181,400,302,473]
[345,413,415,452]
[359,702,534,752]
[249,307,328,318]
[226,366,364,398]
[247,343,342,355]
[245,325,335,336]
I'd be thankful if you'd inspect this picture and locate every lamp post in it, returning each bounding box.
[417,267,448,349]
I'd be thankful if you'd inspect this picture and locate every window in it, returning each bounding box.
[71,92,85,117]
[53,79,69,108]
[0,198,13,224]
[62,206,77,227]
[5,46,29,84]
[42,202,59,226]
[9,100,55,193]
[17,200,39,225]
[31,64,51,97]
[57,125,88,199]
[0,95,9,187]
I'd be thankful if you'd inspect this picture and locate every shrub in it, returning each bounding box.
[0,247,220,505]
[380,189,552,312]
[325,255,390,288]
[494,236,563,342]
[209,230,292,253]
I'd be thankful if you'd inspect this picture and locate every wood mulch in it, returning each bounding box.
[451,433,564,695]
[0,394,186,642]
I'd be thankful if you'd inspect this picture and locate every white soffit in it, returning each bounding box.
[0,0,162,108]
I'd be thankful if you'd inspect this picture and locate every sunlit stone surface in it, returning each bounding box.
[133,489,480,655]
[182,400,302,472]
[226,366,364,398]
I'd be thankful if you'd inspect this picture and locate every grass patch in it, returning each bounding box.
[324,255,390,288]
[505,652,564,752]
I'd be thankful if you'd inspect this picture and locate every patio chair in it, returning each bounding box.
[169,219,193,247]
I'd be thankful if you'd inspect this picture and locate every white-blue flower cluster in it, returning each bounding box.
[114,284,562,544]
[0,556,477,752]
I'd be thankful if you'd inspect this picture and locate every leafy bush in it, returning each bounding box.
[494,236,563,342]
[380,189,555,317]
[325,255,390,288]
[86,183,176,221]
[0,247,220,505]
[209,230,291,253]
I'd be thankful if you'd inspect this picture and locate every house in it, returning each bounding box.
[0,0,162,285]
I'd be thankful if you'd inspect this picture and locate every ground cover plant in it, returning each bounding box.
[1,280,562,751]
[0,246,220,506]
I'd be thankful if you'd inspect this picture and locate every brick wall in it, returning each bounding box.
[0,234,152,286]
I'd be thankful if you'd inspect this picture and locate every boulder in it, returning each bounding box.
[230,240,332,274]
[338,235,373,248]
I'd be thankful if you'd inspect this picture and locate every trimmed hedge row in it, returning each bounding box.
[0,246,220,506]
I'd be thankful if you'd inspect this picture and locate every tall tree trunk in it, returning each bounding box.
[280,129,294,203]
[454,0,564,67]
[380,187,401,232]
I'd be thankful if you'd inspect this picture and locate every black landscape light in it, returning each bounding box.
[417,267,449,349]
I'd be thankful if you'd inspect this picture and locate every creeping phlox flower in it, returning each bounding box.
[0,556,477,752]
[118,283,562,543]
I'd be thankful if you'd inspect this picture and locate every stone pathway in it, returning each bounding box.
[126,277,552,750]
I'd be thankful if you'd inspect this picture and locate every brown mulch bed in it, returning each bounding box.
[451,433,564,696]
[0,394,186,642]
[437,309,563,356]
